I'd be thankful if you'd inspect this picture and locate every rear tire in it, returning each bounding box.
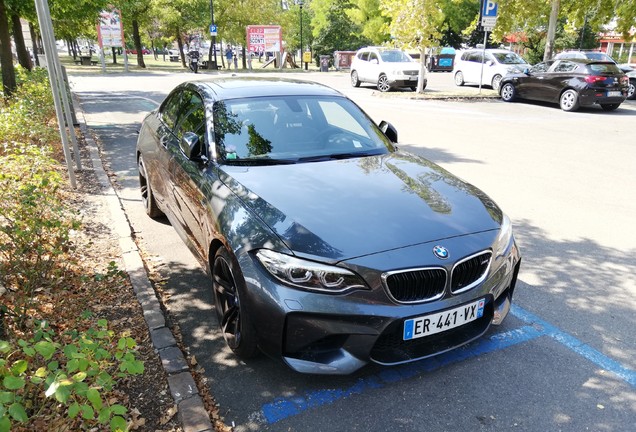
[500,83,517,102]
[600,103,620,111]
[138,156,163,218]
[559,89,580,112]
[491,74,503,92]
[351,70,360,87]
[454,71,464,86]
[212,247,259,359]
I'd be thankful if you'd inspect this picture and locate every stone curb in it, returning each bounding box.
[73,98,214,432]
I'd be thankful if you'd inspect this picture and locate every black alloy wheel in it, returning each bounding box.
[212,247,259,359]
[138,156,163,218]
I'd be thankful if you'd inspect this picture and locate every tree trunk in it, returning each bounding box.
[112,46,117,64]
[29,22,40,66]
[11,14,32,70]
[543,0,560,61]
[0,0,17,97]
[132,19,145,68]
[417,44,427,93]
[176,28,186,68]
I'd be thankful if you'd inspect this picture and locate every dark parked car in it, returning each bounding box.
[136,77,521,375]
[499,58,628,111]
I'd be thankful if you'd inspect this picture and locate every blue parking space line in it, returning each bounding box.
[261,325,543,424]
[510,305,636,388]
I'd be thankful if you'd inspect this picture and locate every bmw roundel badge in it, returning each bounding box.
[433,245,449,260]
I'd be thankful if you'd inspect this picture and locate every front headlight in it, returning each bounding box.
[495,214,514,257]
[256,249,368,293]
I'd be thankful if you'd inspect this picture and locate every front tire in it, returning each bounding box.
[627,79,635,100]
[351,70,360,87]
[500,83,517,102]
[377,74,391,92]
[559,89,580,112]
[491,74,503,92]
[138,156,163,218]
[454,71,464,86]
[212,247,259,359]
[600,103,621,111]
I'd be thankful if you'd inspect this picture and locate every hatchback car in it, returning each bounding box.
[136,77,521,375]
[453,49,528,92]
[499,58,628,111]
[350,46,426,92]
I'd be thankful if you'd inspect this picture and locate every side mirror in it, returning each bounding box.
[180,132,204,161]
[523,68,530,75]
[486,60,494,67]
[370,58,379,65]
[378,121,398,144]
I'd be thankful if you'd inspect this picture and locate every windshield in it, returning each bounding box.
[379,50,413,63]
[586,52,614,62]
[492,52,527,65]
[214,96,393,165]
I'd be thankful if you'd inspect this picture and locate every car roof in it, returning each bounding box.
[184,77,344,101]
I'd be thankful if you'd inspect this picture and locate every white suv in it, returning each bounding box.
[350,47,426,92]
[453,48,527,92]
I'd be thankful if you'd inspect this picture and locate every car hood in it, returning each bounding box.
[220,152,502,261]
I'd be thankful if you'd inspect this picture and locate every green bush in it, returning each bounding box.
[0,67,58,154]
[0,145,79,333]
[0,319,144,432]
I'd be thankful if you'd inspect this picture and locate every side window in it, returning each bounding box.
[359,51,369,61]
[174,90,206,155]
[531,62,549,73]
[160,91,182,130]
[468,52,483,63]
[553,61,577,73]
[369,52,378,63]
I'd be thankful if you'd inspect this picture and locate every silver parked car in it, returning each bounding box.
[454,48,528,92]
[350,46,426,92]
[136,77,521,374]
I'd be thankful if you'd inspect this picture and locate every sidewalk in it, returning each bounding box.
[73,98,219,432]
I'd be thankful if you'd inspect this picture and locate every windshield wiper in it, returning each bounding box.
[297,150,385,163]
[224,158,297,166]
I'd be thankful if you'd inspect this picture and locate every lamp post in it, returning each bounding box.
[298,0,305,70]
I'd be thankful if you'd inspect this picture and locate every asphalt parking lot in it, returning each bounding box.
[71,69,636,432]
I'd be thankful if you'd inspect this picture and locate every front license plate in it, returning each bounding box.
[403,298,485,340]
[409,76,418,81]
[607,91,622,97]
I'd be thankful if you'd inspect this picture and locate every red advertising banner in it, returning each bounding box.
[97,9,125,48]
[246,25,282,54]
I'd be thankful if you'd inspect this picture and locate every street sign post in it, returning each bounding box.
[479,0,499,93]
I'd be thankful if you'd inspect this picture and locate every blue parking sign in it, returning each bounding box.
[482,0,498,17]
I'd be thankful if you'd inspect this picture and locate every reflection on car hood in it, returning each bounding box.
[221,152,502,261]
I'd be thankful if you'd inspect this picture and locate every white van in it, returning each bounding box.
[453,49,528,91]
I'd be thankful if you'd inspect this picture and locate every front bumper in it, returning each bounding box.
[387,74,424,88]
[238,233,521,375]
